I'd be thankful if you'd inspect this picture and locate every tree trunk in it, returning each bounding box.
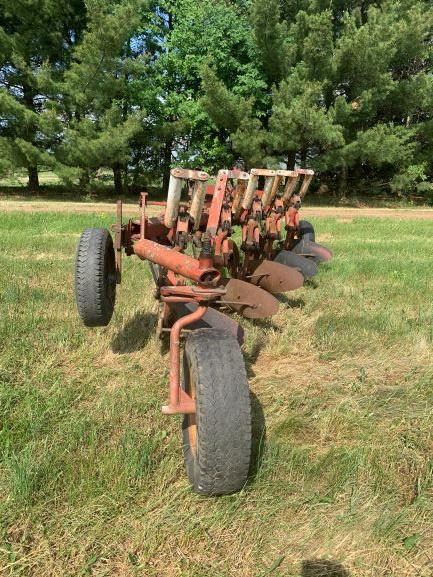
[300,146,307,168]
[79,169,91,191]
[23,83,39,192]
[287,150,296,170]
[122,162,129,194]
[27,165,39,190]
[338,163,348,199]
[162,138,173,194]
[113,165,123,195]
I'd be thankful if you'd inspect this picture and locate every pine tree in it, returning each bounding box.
[135,0,265,186]
[200,0,433,196]
[0,0,86,189]
[57,0,148,193]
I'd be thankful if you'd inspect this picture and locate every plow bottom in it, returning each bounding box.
[220,278,280,319]
[250,260,304,293]
[292,239,333,263]
[274,250,318,278]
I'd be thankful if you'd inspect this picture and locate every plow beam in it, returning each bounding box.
[133,239,221,285]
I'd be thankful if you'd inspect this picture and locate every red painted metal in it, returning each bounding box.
[140,192,147,240]
[133,238,221,285]
[206,170,229,237]
[88,165,331,418]
[160,285,226,301]
[161,304,208,415]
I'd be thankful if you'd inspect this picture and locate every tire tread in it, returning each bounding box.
[183,329,251,495]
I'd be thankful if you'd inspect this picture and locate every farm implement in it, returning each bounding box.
[75,167,332,495]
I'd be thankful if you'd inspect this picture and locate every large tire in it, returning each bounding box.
[299,219,315,242]
[182,329,251,495]
[75,228,116,327]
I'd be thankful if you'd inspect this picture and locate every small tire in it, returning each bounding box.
[75,228,116,327]
[299,220,315,242]
[182,329,251,495]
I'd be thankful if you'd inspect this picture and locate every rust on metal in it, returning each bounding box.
[85,165,332,418]
[297,169,314,198]
[250,260,304,293]
[170,168,210,181]
[220,279,279,319]
[133,238,221,285]
[114,199,123,283]
[206,169,229,237]
[162,304,208,415]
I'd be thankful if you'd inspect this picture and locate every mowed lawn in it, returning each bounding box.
[0,207,432,577]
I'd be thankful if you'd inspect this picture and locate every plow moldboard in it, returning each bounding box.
[274,250,318,278]
[220,278,279,319]
[292,239,333,263]
[250,260,304,293]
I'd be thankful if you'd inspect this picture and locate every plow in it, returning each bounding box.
[75,167,332,495]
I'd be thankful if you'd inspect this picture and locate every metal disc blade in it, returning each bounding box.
[250,260,304,293]
[274,251,318,279]
[220,278,279,319]
[292,239,333,263]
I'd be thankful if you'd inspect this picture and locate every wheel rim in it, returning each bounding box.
[186,362,198,458]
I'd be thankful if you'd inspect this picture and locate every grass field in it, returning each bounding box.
[0,205,432,577]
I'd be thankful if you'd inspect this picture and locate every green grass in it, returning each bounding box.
[0,209,432,576]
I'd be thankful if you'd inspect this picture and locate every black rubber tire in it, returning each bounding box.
[182,329,251,495]
[299,219,315,242]
[274,250,318,278]
[75,228,116,327]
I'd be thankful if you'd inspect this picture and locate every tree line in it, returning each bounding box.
[0,0,432,197]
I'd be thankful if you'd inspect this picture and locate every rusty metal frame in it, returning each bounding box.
[107,165,321,417]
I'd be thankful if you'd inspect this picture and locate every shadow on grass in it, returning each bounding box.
[243,340,262,379]
[111,311,157,353]
[248,391,266,483]
[301,559,350,577]
[277,294,306,308]
[304,278,319,289]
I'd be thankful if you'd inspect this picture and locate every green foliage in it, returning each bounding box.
[201,0,433,195]
[57,0,148,191]
[0,0,86,187]
[0,0,432,195]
